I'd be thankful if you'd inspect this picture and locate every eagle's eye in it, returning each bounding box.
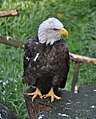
[52,28,59,31]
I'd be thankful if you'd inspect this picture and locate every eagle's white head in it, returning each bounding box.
[38,17,68,45]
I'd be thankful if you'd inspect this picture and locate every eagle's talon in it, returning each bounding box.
[27,88,42,101]
[43,88,61,102]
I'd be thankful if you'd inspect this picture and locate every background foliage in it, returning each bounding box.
[0,0,96,118]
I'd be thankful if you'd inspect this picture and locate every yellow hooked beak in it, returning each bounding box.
[59,28,68,37]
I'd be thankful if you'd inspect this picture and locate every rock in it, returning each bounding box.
[24,84,96,119]
[0,103,19,119]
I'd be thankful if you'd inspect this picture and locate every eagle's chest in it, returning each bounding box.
[32,44,57,64]
[31,43,63,73]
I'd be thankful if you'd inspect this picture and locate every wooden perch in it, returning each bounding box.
[24,87,52,119]
[0,10,19,17]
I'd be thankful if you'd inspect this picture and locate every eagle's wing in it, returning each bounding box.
[59,46,69,88]
[46,39,70,88]
[22,36,38,85]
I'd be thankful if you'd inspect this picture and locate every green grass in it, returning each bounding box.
[0,0,96,118]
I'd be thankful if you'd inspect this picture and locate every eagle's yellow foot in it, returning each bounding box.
[43,88,61,102]
[27,88,42,101]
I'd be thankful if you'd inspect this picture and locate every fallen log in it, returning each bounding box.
[0,10,19,17]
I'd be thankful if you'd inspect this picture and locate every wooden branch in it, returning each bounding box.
[0,10,19,17]
[0,35,96,65]
[71,62,80,93]
[69,53,96,64]
[0,35,24,49]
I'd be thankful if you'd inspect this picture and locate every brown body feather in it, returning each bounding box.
[23,36,69,94]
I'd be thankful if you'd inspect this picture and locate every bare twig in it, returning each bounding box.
[0,10,19,17]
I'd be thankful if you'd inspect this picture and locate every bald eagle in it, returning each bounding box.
[23,18,70,102]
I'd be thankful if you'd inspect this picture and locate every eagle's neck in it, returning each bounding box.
[38,30,61,45]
